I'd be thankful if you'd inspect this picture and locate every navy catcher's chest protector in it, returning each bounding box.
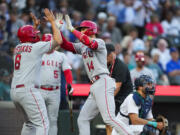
[133,92,153,119]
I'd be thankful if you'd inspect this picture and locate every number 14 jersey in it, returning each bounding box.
[73,38,109,80]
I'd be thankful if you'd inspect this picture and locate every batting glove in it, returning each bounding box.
[65,14,75,32]
[67,84,74,95]
[55,13,63,29]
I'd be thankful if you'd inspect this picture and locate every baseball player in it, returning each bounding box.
[111,75,164,135]
[57,14,133,135]
[130,51,155,85]
[39,33,73,135]
[10,9,62,135]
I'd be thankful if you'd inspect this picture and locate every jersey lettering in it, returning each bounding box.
[15,54,22,70]
[14,45,32,54]
[87,60,94,72]
[82,48,93,59]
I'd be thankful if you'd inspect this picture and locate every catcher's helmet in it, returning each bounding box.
[135,51,145,62]
[76,20,98,36]
[42,33,52,42]
[17,25,40,43]
[134,75,155,95]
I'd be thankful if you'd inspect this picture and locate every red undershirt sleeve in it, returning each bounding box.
[60,32,76,53]
[63,69,73,84]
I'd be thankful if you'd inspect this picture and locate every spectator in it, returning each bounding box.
[145,52,169,85]
[166,47,180,85]
[173,8,180,27]
[133,0,156,38]
[6,11,25,46]
[121,27,138,54]
[161,11,180,36]
[102,16,122,44]
[122,49,135,70]
[0,69,11,101]
[130,51,155,85]
[96,0,108,13]
[132,38,146,53]
[96,12,107,35]
[160,0,175,21]
[0,2,10,21]
[100,32,112,43]
[23,0,40,16]
[117,0,135,25]
[145,14,164,38]
[107,0,124,17]
[151,38,171,71]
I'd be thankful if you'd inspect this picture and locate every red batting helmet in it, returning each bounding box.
[76,20,98,36]
[135,51,145,62]
[17,25,40,43]
[42,33,52,42]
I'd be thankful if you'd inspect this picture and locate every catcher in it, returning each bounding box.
[112,75,170,135]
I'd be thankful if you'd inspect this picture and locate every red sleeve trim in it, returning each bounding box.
[64,69,73,84]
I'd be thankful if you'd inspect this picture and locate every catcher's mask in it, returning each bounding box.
[134,75,155,95]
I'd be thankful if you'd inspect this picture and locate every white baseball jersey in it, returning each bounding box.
[119,94,153,125]
[73,38,109,80]
[11,41,52,88]
[40,51,71,86]
[130,67,155,85]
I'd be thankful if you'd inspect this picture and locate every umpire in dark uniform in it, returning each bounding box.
[105,43,133,135]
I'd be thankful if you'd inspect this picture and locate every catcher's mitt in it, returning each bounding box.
[156,115,170,135]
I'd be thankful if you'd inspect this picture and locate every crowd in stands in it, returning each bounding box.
[0,0,180,101]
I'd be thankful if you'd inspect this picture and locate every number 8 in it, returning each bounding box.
[15,54,21,70]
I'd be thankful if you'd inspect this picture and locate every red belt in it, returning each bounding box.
[15,84,59,91]
[16,84,25,88]
[40,86,59,91]
[90,75,100,84]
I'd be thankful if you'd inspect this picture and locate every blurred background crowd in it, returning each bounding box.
[0,0,180,101]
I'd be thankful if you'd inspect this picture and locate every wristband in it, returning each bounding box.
[147,121,157,128]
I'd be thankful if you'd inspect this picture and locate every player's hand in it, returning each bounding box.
[157,122,164,130]
[67,84,74,96]
[30,12,40,29]
[55,13,63,29]
[44,8,55,23]
[65,14,74,32]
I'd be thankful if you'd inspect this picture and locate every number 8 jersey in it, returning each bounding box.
[73,38,109,80]
[11,41,52,88]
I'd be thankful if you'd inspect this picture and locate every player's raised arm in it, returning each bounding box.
[65,14,98,50]
[30,12,40,30]
[53,12,76,53]
[44,8,62,51]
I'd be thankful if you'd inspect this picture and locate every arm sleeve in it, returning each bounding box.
[61,32,83,54]
[166,62,173,73]
[63,69,73,84]
[127,95,139,114]
[72,29,98,50]
[61,53,72,71]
